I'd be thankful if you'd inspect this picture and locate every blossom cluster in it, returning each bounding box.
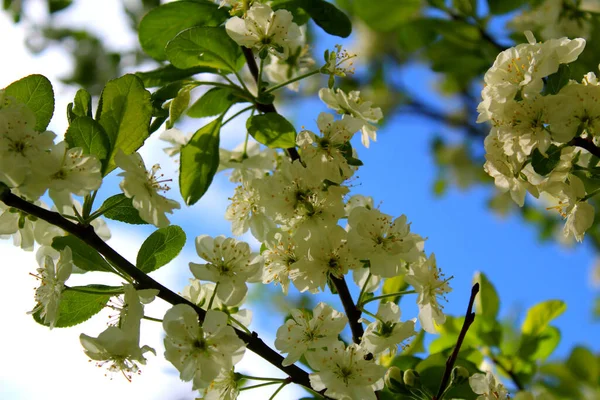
[478,32,600,242]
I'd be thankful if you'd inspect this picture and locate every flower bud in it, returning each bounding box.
[403,369,421,388]
[451,366,469,386]
[384,367,404,393]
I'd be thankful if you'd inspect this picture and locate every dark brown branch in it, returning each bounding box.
[241,46,301,162]
[330,276,364,344]
[433,283,480,400]
[490,354,525,391]
[569,137,600,159]
[0,186,316,392]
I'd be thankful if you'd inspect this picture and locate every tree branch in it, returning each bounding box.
[569,137,600,159]
[330,276,364,344]
[0,186,318,393]
[433,283,480,400]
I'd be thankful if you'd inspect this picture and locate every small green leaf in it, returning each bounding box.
[167,86,191,129]
[187,87,244,118]
[299,0,352,38]
[543,64,571,96]
[382,274,409,304]
[519,325,560,361]
[531,145,561,176]
[247,113,296,149]
[136,226,186,273]
[138,0,227,61]
[100,194,149,225]
[473,271,500,320]
[33,285,119,328]
[522,299,566,336]
[180,118,221,205]
[165,26,245,72]
[68,88,92,122]
[270,0,310,25]
[136,65,215,88]
[566,346,598,384]
[52,235,113,273]
[96,74,153,174]
[4,74,54,131]
[65,116,110,165]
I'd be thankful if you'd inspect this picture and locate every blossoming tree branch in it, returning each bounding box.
[1,0,599,399]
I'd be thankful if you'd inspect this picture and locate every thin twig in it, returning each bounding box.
[433,283,480,400]
[330,276,364,344]
[241,46,301,162]
[0,186,317,393]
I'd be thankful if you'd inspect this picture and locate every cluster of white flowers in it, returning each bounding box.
[479,32,600,242]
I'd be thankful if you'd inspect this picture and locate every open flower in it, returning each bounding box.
[115,150,180,227]
[29,246,73,328]
[469,372,510,400]
[163,305,246,389]
[360,302,416,356]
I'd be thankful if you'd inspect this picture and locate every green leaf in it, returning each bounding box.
[566,346,598,385]
[33,285,119,328]
[488,0,527,15]
[65,116,110,165]
[68,88,92,122]
[382,274,409,304]
[136,225,186,273]
[543,64,571,96]
[521,299,566,335]
[52,235,113,273]
[299,0,352,38]
[354,0,420,32]
[167,86,191,129]
[270,0,310,25]
[100,194,149,225]
[247,113,296,149]
[397,18,438,52]
[473,271,499,320]
[136,65,216,88]
[180,118,221,205]
[96,74,153,174]
[531,145,561,176]
[416,352,479,399]
[187,87,244,118]
[453,0,477,16]
[519,325,560,361]
[138,0,227,61]
[4,74,54,131]
[165,26,245,72]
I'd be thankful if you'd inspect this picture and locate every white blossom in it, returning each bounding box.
[218,141,276,184]
[115,150,180,228]
[275,302,347,366]
[469,372,510,400]
[163,305,246,389]
[360,302,416,356]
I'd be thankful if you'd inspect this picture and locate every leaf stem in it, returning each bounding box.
[222,105,255,127]
[268,380,291,400]
[86,195,129,223]
[356,271,372,307]
[238,374,288,382]
[207,282,219,310]
[359,290,417,307]
[264,69,320,94]
[240,381,284,391]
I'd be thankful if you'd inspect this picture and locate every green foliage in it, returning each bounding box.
[521,300,566,336]
[187,87,246,118]
[180,118,221,205]
[247,113,297,149]
[473,271,500,320]
[96,74,153,175]
[136,65,216,88]
[33,285,120,328]
[543,64,571,96]
[381,274,409,303]
[353,0,421,32]
[298,0,352,38]
[138,0,228,61]
[531,145,562,176]
[4,74,54,131]
[167,86,191,128]
[487,0,528,15]
[100,194,150,225]
[415,352,479,399]
[136,225,186,273]
[165,26,245,72]
[65,116,110,168]
[67,88,92,122]
[52,235,114,273]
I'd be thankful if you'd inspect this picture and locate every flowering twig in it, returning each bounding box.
[330,276,364,344]
[433,282,480,400]
[0,185,320,394]
[241,46,301,162]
